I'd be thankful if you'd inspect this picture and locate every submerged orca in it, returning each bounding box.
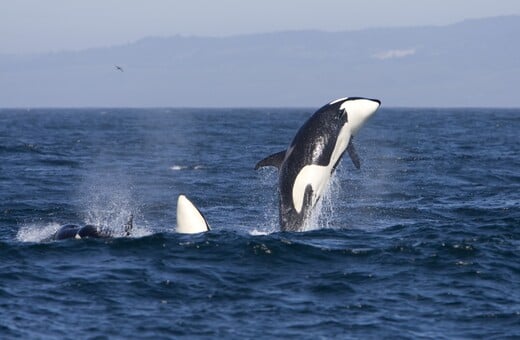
[51,215,133,240]
[255,97,381,232]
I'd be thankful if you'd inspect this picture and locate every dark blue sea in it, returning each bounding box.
[0,107,518,339]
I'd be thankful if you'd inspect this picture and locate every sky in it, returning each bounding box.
[1,0,520,54]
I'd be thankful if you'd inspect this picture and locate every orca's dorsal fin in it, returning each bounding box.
[176,195,210,234]
[255,150,286,170]
[347,140,361,169]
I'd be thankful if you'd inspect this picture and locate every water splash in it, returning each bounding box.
[302,171,342,232]
[256,168,279,234]
[16,223,60,242]
[254,165,344,233]
[80,172,152,238]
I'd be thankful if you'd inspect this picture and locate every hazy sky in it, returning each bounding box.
[1,0,520,54]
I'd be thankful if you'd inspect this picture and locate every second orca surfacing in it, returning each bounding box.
[50,215,134,240]
[256,97,381,232]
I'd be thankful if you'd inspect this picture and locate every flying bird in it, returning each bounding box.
[115,65,124,72]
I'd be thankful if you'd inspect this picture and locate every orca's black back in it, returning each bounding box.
[54,224,81,240]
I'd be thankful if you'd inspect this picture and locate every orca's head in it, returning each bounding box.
[339,97,381,135]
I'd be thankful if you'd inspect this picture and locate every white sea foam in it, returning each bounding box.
[249,227,277,236]
[170,165,205,171]
[16,222,61,242]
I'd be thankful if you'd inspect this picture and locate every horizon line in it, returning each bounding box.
[1,105,519,111]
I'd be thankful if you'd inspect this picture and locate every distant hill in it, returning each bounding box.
[1,15,519,107]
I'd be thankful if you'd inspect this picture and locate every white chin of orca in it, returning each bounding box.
[176,195,210,234]
[340,99,380,135]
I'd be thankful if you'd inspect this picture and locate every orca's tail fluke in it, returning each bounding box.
[176,195,211,234]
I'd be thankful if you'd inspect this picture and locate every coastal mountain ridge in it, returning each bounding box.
[1,15,519,107]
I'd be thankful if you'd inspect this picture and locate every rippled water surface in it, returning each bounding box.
[0,108,519,338]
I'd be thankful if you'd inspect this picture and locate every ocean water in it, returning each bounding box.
[0,107,518,338]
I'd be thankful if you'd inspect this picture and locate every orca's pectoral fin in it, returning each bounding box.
[347,140,361,169]
[176,195,211,234]
[255,150,286,170]
[124,214,133,236]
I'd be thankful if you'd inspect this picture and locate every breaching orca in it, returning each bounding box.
[51,215,133,240]
[255,97,381,232]
[176,195,210,234]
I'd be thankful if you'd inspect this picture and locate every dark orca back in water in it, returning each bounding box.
[52,224,108,240]
[51,215,133,240]
[53,224,83,240]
